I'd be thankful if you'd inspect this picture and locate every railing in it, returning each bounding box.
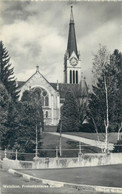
[0,146,110,162]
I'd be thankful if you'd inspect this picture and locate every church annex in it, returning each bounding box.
[18,7,88,126]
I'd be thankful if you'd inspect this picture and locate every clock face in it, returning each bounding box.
[70,57,78,66]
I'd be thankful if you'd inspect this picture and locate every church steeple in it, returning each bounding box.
[67,6,78,58]
[64,6,81,84]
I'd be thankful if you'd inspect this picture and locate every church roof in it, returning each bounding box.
[18,80,88,100]
[67,6,79,58]
[50,83,79,98]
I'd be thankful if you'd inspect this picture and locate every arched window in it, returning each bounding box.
[70,70,72,83]
[76,71,78,83]
[31,87,49,107]
[40,88,49,107]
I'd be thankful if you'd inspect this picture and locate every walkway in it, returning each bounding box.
[46,132,114,150]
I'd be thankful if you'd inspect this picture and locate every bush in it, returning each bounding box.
[113,140,122,153]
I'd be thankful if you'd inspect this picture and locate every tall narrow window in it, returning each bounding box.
[70,70,72,83]
[46,111,48,118]
[73,70,75,83]
[76,71,78,83]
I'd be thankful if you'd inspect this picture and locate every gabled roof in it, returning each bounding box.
[18,80,89,99]
[17,66,57,92]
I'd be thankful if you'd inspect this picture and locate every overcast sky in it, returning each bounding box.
[0,1,121,85]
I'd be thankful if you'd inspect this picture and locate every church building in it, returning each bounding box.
[18,6,88,127]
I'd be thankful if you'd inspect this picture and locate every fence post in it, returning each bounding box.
[15,149,18,160]
[78,142,83,161]
[4,149,7,159]
[56,146,58,158]
[79,142,81,154]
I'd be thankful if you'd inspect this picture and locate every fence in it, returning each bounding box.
[1,152,122,170]
[0,143,102,161]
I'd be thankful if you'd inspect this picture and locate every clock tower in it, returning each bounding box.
[64,6,81,84]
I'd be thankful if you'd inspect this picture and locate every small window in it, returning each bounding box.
[46,111,48,118]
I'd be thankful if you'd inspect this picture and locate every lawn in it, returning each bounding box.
[1,169,96,194]
[0,132,101,161]
[38,133,101,158]
[20,164,122,188]
[64,132,122,144]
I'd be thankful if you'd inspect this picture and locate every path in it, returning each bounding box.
[46,132,114,150]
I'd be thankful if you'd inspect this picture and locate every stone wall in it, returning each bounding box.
[2,153,122,170]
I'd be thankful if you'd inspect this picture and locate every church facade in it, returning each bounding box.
[18,7,88,126]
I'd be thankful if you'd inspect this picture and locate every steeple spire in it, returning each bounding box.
[67,6,78,58]
[70,6,74,23]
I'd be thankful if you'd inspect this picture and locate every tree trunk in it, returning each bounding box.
[104,76,109,153]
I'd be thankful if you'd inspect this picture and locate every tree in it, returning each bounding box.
[61,91,79,132]
[0,82,10,146]
[1,88,44,155]
[89,46,122,152]
[111,50,122,136]
[113,140,122,153]
[89,73,112,152]
[1,100,21,149]
[72,78,89,127]
[16,88,44,153]
[0,41,19,102]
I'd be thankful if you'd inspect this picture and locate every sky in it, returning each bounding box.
[0,0,121,85]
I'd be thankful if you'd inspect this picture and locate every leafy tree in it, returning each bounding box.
[61,91,79,132]
[89,46,122,152]
[0,41,19,102]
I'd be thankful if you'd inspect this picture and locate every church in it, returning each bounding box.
[18,6,88,127]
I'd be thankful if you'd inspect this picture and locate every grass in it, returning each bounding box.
[36,133,100,158]
[21,133,101,160]
[2,131,119,161]
[0,132,101,161]
[64,132,122,144]
[20,164,122,188]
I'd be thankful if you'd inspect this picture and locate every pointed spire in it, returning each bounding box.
[70,6,74,24]
[67,6,78,58]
